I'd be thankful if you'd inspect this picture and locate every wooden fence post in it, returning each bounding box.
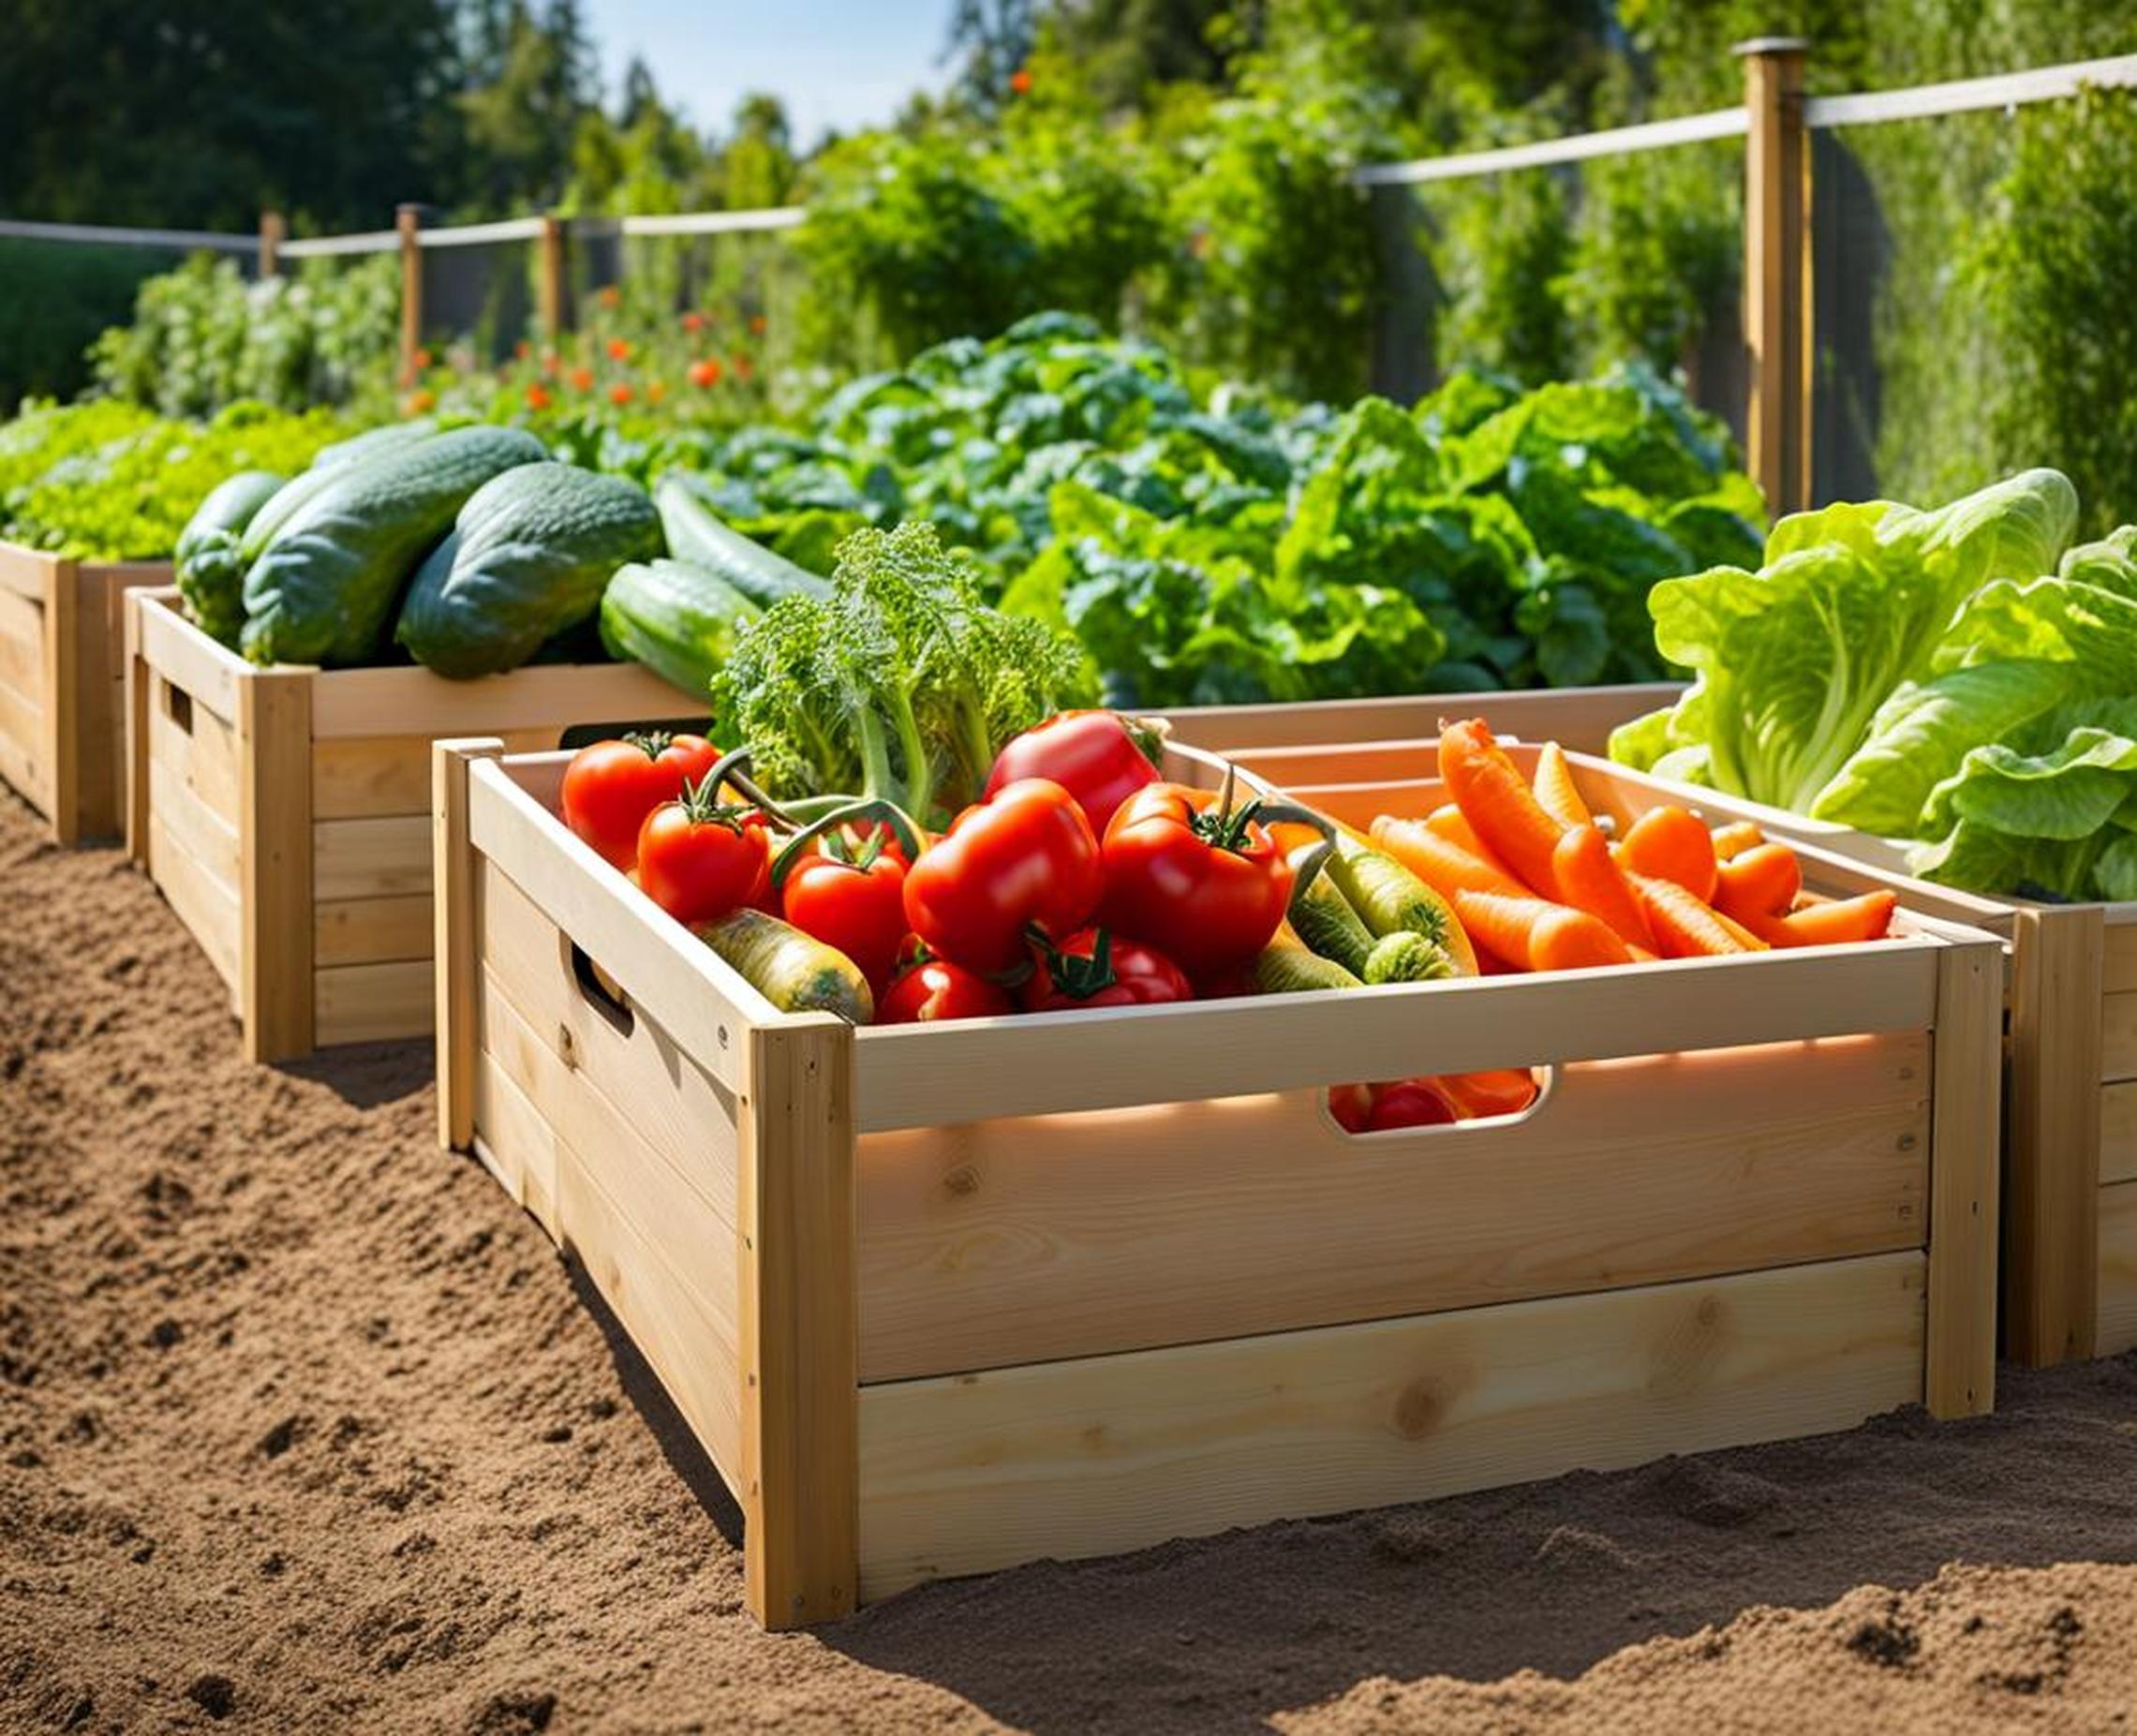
[258,211,285,279]
[537,214,567,344]
[397,203,424,389]
[1736,37,1813,515]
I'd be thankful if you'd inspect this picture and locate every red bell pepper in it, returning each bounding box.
[1019,927,1193,1013]
[901,778,1104,977]
[1098,775,1300,979]
[986,709,1163,837]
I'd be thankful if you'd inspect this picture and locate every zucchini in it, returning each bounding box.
[599,557,761,695]
[242,425,546,667]
[1360,931,1457,986]
[655,473,833,608]
[1287,852,1376,975]
[174,469,283,646]
[236,419,441,568]
[1253,937,1362,996]
[395,465,662,678]
[1328,837,1461,947]
[696,908,873,1024]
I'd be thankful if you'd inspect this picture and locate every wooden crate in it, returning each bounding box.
[1277,739,2134,1371]
[432,732,2003,1629]
[1162,681,1683,761]
[0,542,171,842]
[125,587,699,1062]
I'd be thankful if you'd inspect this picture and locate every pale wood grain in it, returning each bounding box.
[2104,914,2137,996]
[307,659,695,740]
[857,1251,1925,1602]
[1163,684,1683,757]
[2103,1083,2137,1188]
[149,681,241,829]
[313,959,432,1046]
[147,756,240,886]
[145,812,242,999]
[316,894,434,967]
[312,814,432,902]
[315,727,556,821]
[2105,992,2137,1085]
[1925,942,2001,1417]
[2096,1180,2137,1358]
[136,589,240,724]
[433,740,497,1151]
[237,669,314,1061]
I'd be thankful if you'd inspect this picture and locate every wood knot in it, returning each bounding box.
[1392,1375,1451,1440]
[942,1164,981,1197]
[557,1026,578,1069]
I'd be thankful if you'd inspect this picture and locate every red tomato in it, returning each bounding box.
[902,779,1103,977]
[1327,1083,1375,1134]
[560,733,720,871]
[986,710,1162,838]
[780,845,909,993]
[1364,1079,1461,1132]
[878,958,1015,1023]
[1099,783,1295,979]
[1020,927,1193,1013]
[635,794,771,927]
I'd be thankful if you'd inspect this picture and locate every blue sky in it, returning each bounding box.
[582,1,954,147]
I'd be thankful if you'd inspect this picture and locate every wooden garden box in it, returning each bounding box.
[431,733,2002,1629]
[124,588,698,1063]
[1162,681,1683,761]
[0,542,171,843]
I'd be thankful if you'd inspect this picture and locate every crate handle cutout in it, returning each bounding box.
[162,678,193,735]
[1318,1065,1559,1141]
[566,940,636,1038]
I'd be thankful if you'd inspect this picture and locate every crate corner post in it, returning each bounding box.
[434,736,505,1153]
[42,554,82,846]
[237,665,315,1063]
[1926,936,2003,1418]
[123,585,152,867]
[739,1016,859,1629]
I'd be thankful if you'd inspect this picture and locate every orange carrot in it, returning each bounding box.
[1532,740,1593,830]
[1426,801,1498,858]
[1616,805,1718,902]
[1551,823,1655,949]
[1710,908,1769,951]
[1714,841,1803,922]
[1748,890,1898,948]
[1711,821,1766,862]
[1435,1068,1541,1119]
[1450,888,1635,972]
[1439,719,1568,898]
[1627,868,1760,957]
[1373,815,1529,901]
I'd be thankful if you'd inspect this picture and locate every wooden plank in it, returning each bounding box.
[1162,684,1684,758]
[0,676,45,813]
[40,551,78,843]
[315,894,434,967]
[136,590,241,726]
[2096,1180,2137,1358]
[474,1055,561,1239]
[145,814,242,996]
[124,590,149,863]
[147,756,241,886]
[853,940,1941,1135]
[307,660,695,740]
[465,759,767,1100]
[740,1019,858,1628]
[856,1251,1925,1603]
[313,814,432,902]
[315,728,556,821]
[0,588,42,695]
[2104,915,2137,996]
[857,1032,1929,1381]
[1741,38,1811,515]
[434,740,497,1152]
[239,669,315,1062]
[0,542,53,601]
[313,959,432,1046]
[2003,905,2106,1366]
[69,563,166,841]
[2105,991,2137,1084]
[480,859,741,1217]
[149,682,241,829]
[2104,1082,2137,1188]
[1925,942,2000,1417]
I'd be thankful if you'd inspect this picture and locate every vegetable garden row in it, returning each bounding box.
[3,305,2132,1628]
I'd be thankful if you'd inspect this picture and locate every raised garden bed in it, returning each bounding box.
[431,731,2002,1628]
[124,587,698,1062]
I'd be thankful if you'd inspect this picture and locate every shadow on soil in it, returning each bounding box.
[801,1355,2137,1735]
[281,1037,437,1112]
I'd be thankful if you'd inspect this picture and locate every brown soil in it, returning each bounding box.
[3,783,2136,1735]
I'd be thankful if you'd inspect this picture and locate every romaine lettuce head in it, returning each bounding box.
[2057,526,2137,600]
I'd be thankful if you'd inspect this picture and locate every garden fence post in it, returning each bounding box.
[538,214,567,344]
[1736,37,1812,514]
[258,211,284,279]
[397,202,425,388]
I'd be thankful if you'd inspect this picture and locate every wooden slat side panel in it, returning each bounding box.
[145,815,242,997]
[313,814,432,902]
[149,686,242,830]
[2104,1082,2137,1188]
[0,671,47,814]
[2104,916,2137,996]
[314,728,557,821]
[858,1033,1930,1381]
[1161,684,1684,757]
[2105,991,2137,1085]
[313,959,433,1046]
[316,895,434,967]
[147,757,240,885]
[70,564,168,840]
[475,1054,562,1240]
[1926,942,2001,1417]
[857,1252,1926,1603]
[307,660,694,740]
[238,668,315,1062]
[136,591,243,724]
[0,585,44,701]
[2096,1180,2137,1358]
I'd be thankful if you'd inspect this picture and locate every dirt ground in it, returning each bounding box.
[4,783,2137,1734]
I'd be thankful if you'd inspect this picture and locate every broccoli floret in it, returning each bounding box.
[711,522,1095,823]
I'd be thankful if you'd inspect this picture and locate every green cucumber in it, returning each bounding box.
[1327,836,1457,945]
[695,908,873,1024]
[599,557,761,695]
[655,473,833,608]
[236,419,441,568]
[1287,854,1376,975]
[1360,931,1457,986]
[174,469,283,646]
[1253,939,1363,996]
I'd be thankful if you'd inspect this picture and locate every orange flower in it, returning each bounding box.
[732,354,755,381]
[607,337,631,362]
[689,358,723,389]
[413,346,434,369]
[541,350,560,378]
[525,382,553,411]
[598,285,621,309]
[570,365,594,391]
[646,378,667,403]
[402,388,436,415]
[609,382,634,405]
[681,310,705,334]
[749,314,767,335]
[1009,67,1032,95]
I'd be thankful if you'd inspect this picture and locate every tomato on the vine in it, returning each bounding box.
[635,780,772,927]
[561,732,720,871]
[778,838,911,994]
[877,957,1015,1024]
[1019,927,1193,1013]
[1099,780,1297,979]
[985,710,1162,837]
